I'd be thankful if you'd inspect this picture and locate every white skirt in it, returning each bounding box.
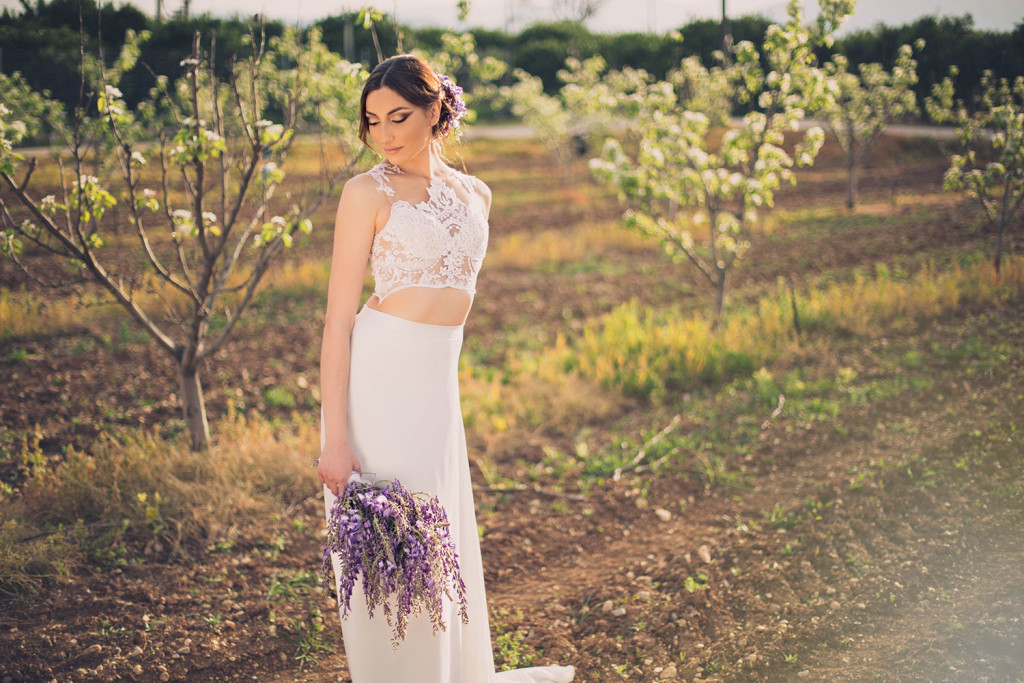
[322,305,574,683]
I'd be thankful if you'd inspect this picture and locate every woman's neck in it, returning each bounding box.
[393,142,445,181]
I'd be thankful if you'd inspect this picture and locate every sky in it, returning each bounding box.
[1,0,1021,34]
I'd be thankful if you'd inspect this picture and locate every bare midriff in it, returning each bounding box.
[365,287,474,326]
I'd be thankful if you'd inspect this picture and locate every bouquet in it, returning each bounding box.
[320,475,469,649]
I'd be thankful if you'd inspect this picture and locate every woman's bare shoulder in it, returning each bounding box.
[467,173,492,207]
[342,169,386,198]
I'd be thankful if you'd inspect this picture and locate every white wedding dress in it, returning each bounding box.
[321,161,574,683]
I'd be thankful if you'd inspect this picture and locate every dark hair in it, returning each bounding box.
[358,54,460,146]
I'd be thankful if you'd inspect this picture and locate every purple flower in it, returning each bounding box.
[438,74,469,134]
[320,478,469,649]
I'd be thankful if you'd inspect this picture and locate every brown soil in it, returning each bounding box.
[1,134,1022,682]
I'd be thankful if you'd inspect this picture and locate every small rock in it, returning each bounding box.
[697,544,712,564]
[661,664,678,679]
[635,497,649,510]
[601,600,614,613]
[797,671,810,678]
[132,665,143,676]
[159,672,170,682]
[130,646,143,657]
[636,590,652,601]
[177,646,191,654]
[654,508,671,522]
[829,600,842,611]
[857,602,867,609]
[84,644,102,656]
[611,607,627,617]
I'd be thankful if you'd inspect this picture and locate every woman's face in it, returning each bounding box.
[364,86,440,167]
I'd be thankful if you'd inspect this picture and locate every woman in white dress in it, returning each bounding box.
[315,54,575,683]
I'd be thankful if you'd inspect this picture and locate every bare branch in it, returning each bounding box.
[201,147,363,362]
[613,414,681,480]
[17,158,37,193]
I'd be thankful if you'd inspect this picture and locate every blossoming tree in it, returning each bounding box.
[0,27,368,450]
[926,69,1024,275]
[505,55,649,182]
[591,0,854,321]
[816,40,922,208]
[413,30,508,135]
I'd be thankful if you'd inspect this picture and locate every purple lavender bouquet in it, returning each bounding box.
[320,476,469,649]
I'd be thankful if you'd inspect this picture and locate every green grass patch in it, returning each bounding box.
[0,408,318,598]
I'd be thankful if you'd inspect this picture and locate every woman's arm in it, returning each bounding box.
[318,174,380,496]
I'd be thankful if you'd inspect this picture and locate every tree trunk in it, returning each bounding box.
[713,270,727,327]
[994,215,1005,276]
[177,360,210,451]
[847,152,858,209]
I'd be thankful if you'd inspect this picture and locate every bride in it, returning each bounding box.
[315,54,575,683]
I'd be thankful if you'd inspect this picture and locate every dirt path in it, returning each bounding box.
[256,307,1024,682]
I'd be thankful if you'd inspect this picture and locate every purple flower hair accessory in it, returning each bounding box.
[437,74,468,134]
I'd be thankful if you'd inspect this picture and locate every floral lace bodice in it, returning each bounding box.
[366,160,488,302]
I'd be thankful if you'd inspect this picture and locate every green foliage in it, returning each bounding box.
[413,31,509,132]
[537,254,1024,402]
[505,55,646,178]
[0,412,318,596]
[0,72,64,146]
[512,21,599,92]
[591,0,852,320]
[834,14,1024,109]
[491,608,539,670]
[0,24,367,450]
[927,69,1024,273]
[817,41,922,207]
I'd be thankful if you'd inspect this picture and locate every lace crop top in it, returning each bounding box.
[367,160,489,302]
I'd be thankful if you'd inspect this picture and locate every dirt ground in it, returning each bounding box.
[1,134,1022,682]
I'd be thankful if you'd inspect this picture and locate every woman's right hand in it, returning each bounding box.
[317,442,362,497]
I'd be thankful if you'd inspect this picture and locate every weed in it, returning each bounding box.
[264,386,296,409]
[267,569,318,602]
[491,608,538,670]
[683,572,709,593]
[0,347,28,364]
[293,609,334,669]
[0,412,318,596]
[699,455,751,491]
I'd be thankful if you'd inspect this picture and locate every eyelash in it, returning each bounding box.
[368,116,409,127]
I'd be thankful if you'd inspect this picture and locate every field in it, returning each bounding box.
[1,130,1023,682]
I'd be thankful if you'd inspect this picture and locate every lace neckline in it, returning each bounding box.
[369,160,476,209]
